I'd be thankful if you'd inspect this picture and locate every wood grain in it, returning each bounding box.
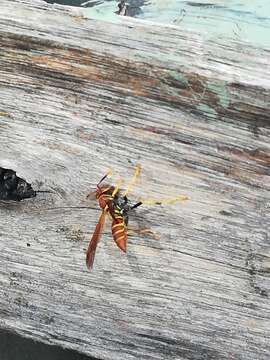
[0,0,269,359]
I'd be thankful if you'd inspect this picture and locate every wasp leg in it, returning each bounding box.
[130,201,142,210]
[112,178,125,198]
[139,194,189,206]
[127,226,160,240]
[122,164,141,197]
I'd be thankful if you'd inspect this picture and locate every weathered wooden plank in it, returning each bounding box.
[0,0,270,359]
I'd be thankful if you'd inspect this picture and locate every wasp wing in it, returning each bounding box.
[85,190,96,200]
[86,210,107,269]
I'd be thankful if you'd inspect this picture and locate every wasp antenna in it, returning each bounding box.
[106,168,113,178]
[97,168,113,186]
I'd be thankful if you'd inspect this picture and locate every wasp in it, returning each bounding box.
[86,165,188,269]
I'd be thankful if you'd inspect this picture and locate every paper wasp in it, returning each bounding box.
[86,165,188,269]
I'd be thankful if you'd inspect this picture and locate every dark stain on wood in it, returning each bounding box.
[136,333,227,360]
[3,32,269,128]
[0,167,36,201]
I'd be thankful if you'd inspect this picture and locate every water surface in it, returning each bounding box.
[83,0,270,48]
[44,0,270,48]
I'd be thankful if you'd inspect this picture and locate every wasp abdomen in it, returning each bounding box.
[112,217,127,252]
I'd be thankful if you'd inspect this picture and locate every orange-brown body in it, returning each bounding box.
[86,183,129,269]
[86,165,187,269]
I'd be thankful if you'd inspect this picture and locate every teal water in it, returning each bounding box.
[82,0,270,48]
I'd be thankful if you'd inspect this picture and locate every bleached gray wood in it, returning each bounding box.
[0,0,270,359]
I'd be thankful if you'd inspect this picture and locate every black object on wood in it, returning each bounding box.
[0,167,36,201]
